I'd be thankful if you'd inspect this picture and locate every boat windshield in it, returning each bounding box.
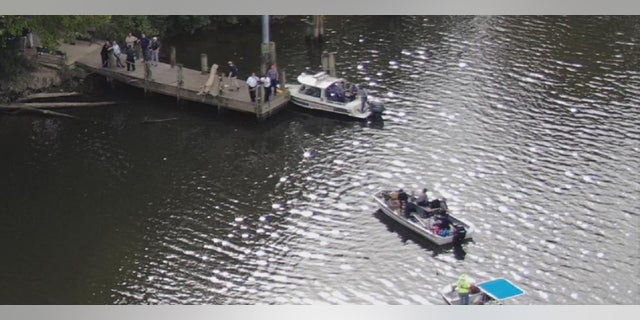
[300,85,321,98]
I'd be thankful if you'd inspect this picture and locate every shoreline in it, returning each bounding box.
[0,41,100,103]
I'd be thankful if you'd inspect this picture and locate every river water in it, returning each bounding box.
[0,16,638,305]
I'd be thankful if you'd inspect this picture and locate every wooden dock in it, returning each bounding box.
[68,42,289,120]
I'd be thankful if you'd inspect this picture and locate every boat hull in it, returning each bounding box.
[372,190,474,246]
[287,84,372,119]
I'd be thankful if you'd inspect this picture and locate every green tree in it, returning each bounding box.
[0,15,109,49]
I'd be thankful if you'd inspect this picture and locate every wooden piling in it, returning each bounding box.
[200,54,208,74]
[321,51,336,77]
[257,85,264,115]
[144,61,151,94]
[177,63,183,104]
[260,41,277,76]
[108,52,116,69]
[313,16,324,40]
[305,16,324,41]
[170,46,176,68]
[260,43,270,76]
[281,70,286,93]
[136,45,142,63]
[328,53,336,77]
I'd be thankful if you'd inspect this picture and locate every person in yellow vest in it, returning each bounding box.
[457,274,473,305]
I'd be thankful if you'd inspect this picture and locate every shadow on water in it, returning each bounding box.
[373,209,468,259]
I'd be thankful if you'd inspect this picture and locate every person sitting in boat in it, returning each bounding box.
[387,192,401,213]
[436,212,451,230]
[397,189,409,211]
[432,212,452,236]
[416,188,429,207]
[344,82,358,101]
[403,201,418,218]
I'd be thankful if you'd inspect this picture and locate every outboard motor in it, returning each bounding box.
[453,224,467,245]
[367,98,385,120]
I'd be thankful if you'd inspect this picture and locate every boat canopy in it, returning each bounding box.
[476,278,525,301]
[297,72,346,90]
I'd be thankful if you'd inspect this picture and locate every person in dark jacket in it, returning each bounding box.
[100,42,110,67]
[140,34,150,62]
[125,44,136,71]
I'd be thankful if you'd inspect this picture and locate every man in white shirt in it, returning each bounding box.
[260,76,271,102]
[246,73,259,102]
[111,41,124,68]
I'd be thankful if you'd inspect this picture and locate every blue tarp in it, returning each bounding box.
[476,278,525,301]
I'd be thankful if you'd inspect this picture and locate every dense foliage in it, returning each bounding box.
[0,15,259,85]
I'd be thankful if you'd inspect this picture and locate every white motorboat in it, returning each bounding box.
[287,71,385,119]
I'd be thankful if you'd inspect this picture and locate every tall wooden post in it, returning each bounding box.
[108,52,116,69]
[260,42,277,76]
[280,70,286,93]
[269,42,277,76]
[257,84,264,117]
[321,51,336,77]
[200,54,208,74]
[313,15,324,40]
[328,52,335,77]
[260,43,270,76]
[170,46,176,68]
[176,63,183,104]
[144,61,151,95]
[136,44,142,63]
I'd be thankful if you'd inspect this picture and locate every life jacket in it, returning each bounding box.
[457,275,471,294]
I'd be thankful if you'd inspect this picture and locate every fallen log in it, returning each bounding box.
[140,117,179,124]
[0,104,79,119]
[17,101,118,109]
[17,91,82,102]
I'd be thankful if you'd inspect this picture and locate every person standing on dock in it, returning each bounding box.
[267,64,279,96]
[246,72,259,102]
[261,76,271,102]
[125,44,136,71]
[150,37,160,66]
[111,41,125,68]
[125,32,138,50]
[140,34,150,62]
[227,61,240,91]
[100,41,110,68]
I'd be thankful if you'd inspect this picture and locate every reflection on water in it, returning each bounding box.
[0,16,638,304]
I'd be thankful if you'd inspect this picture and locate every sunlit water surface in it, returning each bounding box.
[0,16,638,304]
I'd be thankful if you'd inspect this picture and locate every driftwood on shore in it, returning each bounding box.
[1,95,120,119]
[12,101,118,109]
[0,104,79,119]
[140,117,179,124]
[17,91,83,102]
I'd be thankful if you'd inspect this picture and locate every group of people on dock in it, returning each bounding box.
[245,64,279,103]
[100,32,161,71]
